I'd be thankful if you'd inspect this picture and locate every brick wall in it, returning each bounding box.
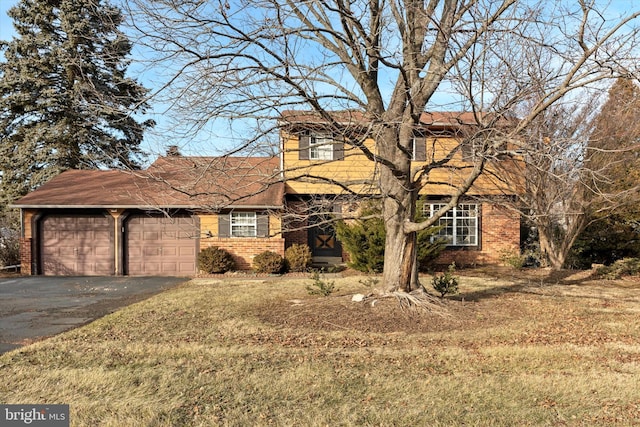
[436,203,520,267]
[282,200,309,249]
[19,238,32,275]
[200,238,285,271]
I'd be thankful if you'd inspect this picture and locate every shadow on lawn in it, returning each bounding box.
[447,266,640,304]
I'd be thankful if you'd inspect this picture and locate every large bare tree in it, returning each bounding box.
[127,0,640,291]
[489,78,640,270]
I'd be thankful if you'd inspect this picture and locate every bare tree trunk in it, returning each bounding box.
[378,138,419,292]
[538,229,564,270]
[538,212,587,270]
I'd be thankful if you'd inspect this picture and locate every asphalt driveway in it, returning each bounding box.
[0,276,188,354]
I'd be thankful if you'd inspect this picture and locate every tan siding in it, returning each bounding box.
[198,214,218,237]
[282,132,522,196]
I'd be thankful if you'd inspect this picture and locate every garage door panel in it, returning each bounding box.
[143,231,159,240]
[162,247,177,256]
[41,214,114,276]
[126,213,198,276]
[179,247,195,256]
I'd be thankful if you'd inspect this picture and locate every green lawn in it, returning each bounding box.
[1,271,639,426]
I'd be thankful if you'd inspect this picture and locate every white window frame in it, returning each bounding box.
[231,212,257,237]
[309,134,334,160]
[409,137,418,160]
[427,203,478,246]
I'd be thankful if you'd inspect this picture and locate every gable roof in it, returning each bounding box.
[12,156,284,210]
[279,110,483,128]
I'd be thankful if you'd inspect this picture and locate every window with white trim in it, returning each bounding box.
[231,212,257,237]
[309,134,334,160]
[426,203,478,246]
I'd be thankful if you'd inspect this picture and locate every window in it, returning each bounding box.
[427,203,478,246]
[309,134,334,160]
[299,132,344,161]
[231,212,257,237]
[410,136,426,161]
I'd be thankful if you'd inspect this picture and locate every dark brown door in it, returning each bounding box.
[308,216,342,258]
[41,214,114,276]
[126,213,198,276]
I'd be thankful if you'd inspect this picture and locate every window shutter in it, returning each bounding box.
[257,213,269,237]
[414,137,426,161]
[218,214,230,237]
[334,139,344,160]
[299,133,310,160]
[461,140,474,161]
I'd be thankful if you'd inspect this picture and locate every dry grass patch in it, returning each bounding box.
[1,271,640,426]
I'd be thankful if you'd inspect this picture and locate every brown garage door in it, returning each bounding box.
[126,213,198,276]
[41,214,114,276]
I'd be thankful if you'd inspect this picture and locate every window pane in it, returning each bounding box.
[310,135,333,160]
[428,203,478,247]
[231,212,257,237]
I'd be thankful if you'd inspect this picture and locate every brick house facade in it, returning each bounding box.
[13,111,522,276]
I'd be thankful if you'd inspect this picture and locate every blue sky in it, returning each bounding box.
[2,0,640,160]
[0,1,17,42]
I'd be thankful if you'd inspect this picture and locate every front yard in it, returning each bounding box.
[1,268,639,426]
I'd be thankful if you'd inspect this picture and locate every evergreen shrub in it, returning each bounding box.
[198,246,236,274]
[284,244,312,272]
[335,200,445,273]
[253,250,285,274]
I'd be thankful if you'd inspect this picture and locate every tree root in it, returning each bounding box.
[363,288,450,316]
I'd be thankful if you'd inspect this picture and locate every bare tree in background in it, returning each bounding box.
[126,0,640,291]
[489,78,640,270]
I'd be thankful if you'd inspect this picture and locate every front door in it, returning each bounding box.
[308,215,342,259]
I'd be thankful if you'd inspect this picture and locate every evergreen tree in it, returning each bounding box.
[0,0,154,206]
[571,78,640,266]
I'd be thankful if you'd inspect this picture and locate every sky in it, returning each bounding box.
[0,0,215,160]
[0,1,16,42]
[2,0,640,161]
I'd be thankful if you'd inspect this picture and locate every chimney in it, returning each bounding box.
[167,145,181,156]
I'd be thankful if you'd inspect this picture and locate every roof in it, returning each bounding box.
[279,110,483,127]
[12,156,285,210]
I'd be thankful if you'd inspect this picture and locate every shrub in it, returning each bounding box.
[306,271,337,296]
[0,211,20,268]
[335,199,445,273]
[499,248,526,269]
[431,263,459,299]
[335,214,385,274]
[284,244,312,272]
[198,246,236,274]
[416,228,446,272]
[253,250,285,274]
[594,258,640,280]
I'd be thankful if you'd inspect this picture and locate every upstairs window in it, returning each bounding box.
[426,203,479,246]
[309,134,334,160]
[298,131,344,161]
[410,136,427,161]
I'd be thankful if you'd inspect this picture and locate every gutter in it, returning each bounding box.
[10,204,285,210]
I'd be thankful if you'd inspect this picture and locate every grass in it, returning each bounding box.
[1,271,640,426]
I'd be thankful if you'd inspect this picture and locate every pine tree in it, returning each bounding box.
[0,0,154,206]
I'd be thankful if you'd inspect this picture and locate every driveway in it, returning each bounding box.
[0,276,188,354]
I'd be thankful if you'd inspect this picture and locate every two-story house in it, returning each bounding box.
[12,111,521,276]
[278,110,522,267]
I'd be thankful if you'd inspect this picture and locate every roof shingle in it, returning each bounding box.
[12,156,284,210]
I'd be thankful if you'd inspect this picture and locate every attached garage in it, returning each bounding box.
[125,213,199,276]
[13,156,284,276]
[40,213,114,276]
